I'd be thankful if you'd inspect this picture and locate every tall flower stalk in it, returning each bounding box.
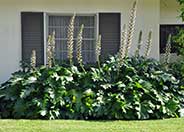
[30,50,36,69]
[135,30,143,57]
[51,31,56,65]
[164,34,172,65]
[144,31,153,58]
[67,15,76,66]
[96,35,102,69]
[47,35,53,68]
[76,24,86,72]
[119,24,127,65]
[47,31,56,68]
[125,1,137,57]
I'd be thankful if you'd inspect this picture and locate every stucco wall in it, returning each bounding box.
[0,0,160,84]
[160,0,182,24]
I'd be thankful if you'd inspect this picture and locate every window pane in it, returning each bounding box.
[49,16,70,26]
[77,16,94,26]
[55,40,67,61]
[48,15,96,63]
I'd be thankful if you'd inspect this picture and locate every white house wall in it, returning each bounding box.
[0,0,160,83]
[160,0,182,24]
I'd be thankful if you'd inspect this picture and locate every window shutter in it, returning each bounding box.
[21,12,44,65]
[99,13,121,60]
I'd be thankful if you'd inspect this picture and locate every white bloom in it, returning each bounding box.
[28,77,37,83]
[179,108,184,117]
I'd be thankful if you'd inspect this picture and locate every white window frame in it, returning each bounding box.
[43,12,99,64]
[43,12,122,65]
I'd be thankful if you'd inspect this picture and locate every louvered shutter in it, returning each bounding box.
[99,13,121,60]
[21,12,44,65]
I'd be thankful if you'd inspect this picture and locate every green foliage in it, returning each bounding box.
[1,1,183,120]
[172,28,184,57]
[0,56,183,120]
[177,0,184,21]
[171,27,184,91]
[169,61,184,87]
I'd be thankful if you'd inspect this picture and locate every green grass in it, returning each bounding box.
[0,118,183,132]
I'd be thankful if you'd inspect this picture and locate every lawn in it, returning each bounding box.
[0,118,183,132]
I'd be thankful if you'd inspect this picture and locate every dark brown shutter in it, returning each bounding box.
[99,13,121,60]
[21,12,44,65]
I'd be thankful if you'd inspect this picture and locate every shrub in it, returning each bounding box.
[169,61,184,86]
[167,27,184,93]
[1,1,184,120]
[172,28,184,57]
[0,56,183,120]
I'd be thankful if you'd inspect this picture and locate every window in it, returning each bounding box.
[48,15,96,63]
[160,25,184,54]
[21,12,121,65]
